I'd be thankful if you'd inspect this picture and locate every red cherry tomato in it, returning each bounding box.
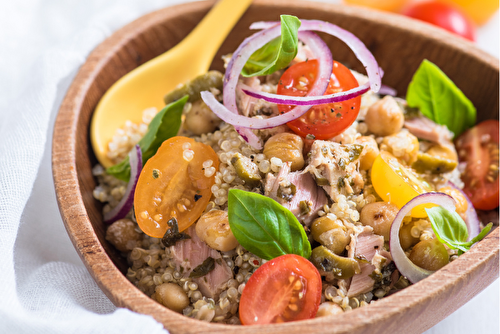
[239,254,322,325]
[402,1,476,41]
[456,120,499,210]
[277,59,361,140]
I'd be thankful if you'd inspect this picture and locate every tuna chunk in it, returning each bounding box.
[404,116,454,146]
[305,140,364,200]
[265,162,328,226]
[347,230,384,297]
[236,77,261,117]
[169,226,233,299]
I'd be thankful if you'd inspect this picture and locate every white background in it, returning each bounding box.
[0,0,498,333]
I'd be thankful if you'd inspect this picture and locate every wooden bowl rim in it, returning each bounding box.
[52,1,499,333]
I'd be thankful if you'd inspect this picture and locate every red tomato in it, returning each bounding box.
[456,120,499,210]
[239,254,322,325]
[402,1,476,41]
[277,59,361,140]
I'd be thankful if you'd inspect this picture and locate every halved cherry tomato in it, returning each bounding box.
[134,136,219,238]
[277,59,361,139]
[239,254,321,325]
[402,1,476,41]
[371,151,433,217]
[456,120,499,210]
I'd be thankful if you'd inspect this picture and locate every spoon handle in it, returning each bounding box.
[173,0,252,64]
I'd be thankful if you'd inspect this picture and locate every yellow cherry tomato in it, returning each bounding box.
[343,0,407,12]
[371,151,433,217]
[134,136,219,238]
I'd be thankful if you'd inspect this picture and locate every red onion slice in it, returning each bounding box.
[202,30,332,134]
[444,182,481,241]
[104,145,142,224]
[379,84,397,96]
[389,192,456,283]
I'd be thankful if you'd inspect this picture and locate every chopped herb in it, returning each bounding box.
[189,257,215,278]
[299,200,311,216]
[194,194,202,202]
[338,158,346,170]
[306,134,316,140]
[277,183,296,201]
[346,144,363,162]
[337,176,346,190]
[152,169,160,179]
[336,112,342,118]
[161,217,191,247]
[315,177,329,186]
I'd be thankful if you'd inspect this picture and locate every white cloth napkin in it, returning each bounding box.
[0,0,497,333]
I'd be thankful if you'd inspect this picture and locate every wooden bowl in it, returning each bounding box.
[52,0,499,333]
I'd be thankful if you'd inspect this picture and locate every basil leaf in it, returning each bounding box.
[106,95,188,181]
[426,206,492,253]
[228,189,311,260]
[406,59,476,137]
[241,15,301,77]
[426,206,469,252]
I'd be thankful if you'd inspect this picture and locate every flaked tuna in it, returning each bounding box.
[265,162,328,226]
[404,116,454,146]
[347,230,385,297]
[169,226,233,299]
[305,140,364,200]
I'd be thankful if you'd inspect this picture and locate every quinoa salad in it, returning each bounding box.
[92,16,498,325]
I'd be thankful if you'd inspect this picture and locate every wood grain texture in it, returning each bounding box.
[52,1,499,333]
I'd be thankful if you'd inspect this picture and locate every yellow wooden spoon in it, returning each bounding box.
[91,0,252,168]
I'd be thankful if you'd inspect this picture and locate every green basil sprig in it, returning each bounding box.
[228,189,311,260]
[406,59,476,137]
[106,95,188,181]
[241,15,301,77]
[426,206,492,254]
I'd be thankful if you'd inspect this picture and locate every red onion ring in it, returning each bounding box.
[379,84,397,96]
[104,145,142,224]
[389,192,456,283]
[202,29,332,132]
[444,182,481,241]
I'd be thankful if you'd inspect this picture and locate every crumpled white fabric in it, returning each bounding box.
[0,0,498,333]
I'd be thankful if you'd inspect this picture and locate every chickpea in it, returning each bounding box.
[427,144,458,162]
[399,221,420,250]
[263,132,304,171]
[365,96,404,136]
[195,210,238,252]
[316,302,343,317]
[355,136,380,170]
[409,238,449,271]
[382,130,419,165]
[311,216,350,255]
[155,283,190,313]
[184,100,222,135]
[439,186,468,221]
[105,218,141,252]
[360,202,399,241]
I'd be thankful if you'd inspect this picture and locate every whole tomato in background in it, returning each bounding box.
[402,1,476,41]
[441,0,499,24]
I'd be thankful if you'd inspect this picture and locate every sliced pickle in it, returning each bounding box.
[230,153,261,187]
[164,71,223,104]
[311,246,361,279]
[412,152,457,174]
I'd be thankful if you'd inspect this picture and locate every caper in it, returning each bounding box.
[310,217,350,255]
[409,238,449,271]
[311,246,361,279]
